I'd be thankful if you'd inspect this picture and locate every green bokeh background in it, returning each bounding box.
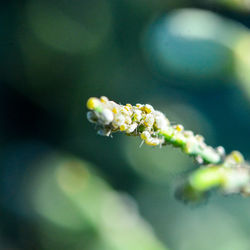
[1,0,250,249]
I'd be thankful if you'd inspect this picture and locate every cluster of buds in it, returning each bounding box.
[86,96,224,164]
[86,96,249,202]
[87,96,168,146]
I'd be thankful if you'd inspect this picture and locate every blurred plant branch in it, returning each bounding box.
[32,155,168,250]
[210,0,250,12]
[86,96,250,202]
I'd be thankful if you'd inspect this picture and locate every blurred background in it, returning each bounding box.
[1,0,250,249]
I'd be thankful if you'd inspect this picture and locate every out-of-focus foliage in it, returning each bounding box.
[1,0,250,249]
[27,0,112,54]
[31,152,167,250]
[206,0,250,12]
[143,8,250,87]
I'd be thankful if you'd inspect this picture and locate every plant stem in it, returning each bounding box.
[86,96,249,202]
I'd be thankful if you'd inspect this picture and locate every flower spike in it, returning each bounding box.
[86,96,224,164]
[86,96,250,202]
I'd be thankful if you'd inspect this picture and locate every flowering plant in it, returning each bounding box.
[87,96,250,202]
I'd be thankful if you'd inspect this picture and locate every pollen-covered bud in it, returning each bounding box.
[120,107,130,116]
[226,151,244,165]
[120,124,128,131]
[87,97,102,111]
[144,114,155,128]
[133,109,142,122]
[216,146,225,157]
[136,103,143,109]
[125,104,133,116]
[144,104,154,114]
[126,123,137,133]
[154,111,169,130]
[232,151,244,164]
[145,138,159,146]
[174,124,184,132]
[183,140,196,154]
[126,104,132,109]
[195,134,204,142]
[125,115,132,125]
[183,130,194,138]
[149,137,165,146]
[140,131,163,146]
[112,107,118,114]
[100,96,109,104]
[112,113,125,128]
[141,131,150,141]
[109,101,119,110]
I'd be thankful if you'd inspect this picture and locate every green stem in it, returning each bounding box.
[159,129,222,164]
